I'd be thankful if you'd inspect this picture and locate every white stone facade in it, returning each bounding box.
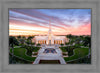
[33,35,69,45]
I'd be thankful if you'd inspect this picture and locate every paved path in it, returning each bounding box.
[33,45,66,64]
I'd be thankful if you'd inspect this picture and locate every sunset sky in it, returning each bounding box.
[9,9,91,36]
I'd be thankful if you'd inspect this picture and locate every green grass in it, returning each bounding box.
[64,48,89,62]
[67,55,91,64]
[10,48,36,62]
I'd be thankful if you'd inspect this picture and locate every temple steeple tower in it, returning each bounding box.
[49,19,51,34]
[48,18,52,45]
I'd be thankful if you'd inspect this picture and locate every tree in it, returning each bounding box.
[83,36,91,47]
[9,36,19,48]
[32,42,35,45]
[17,35,21,44]
[22,36,26,40]
[26,47,33,56]
[65,42,69,45]
[66,34,75,45]
[75,38,81,44]
[27,36,34,47]
[9,36,19,63]
[37,43,41,46]
[28,36,34,40]
[17,35,21,40]
[66,34,73,39]
[80,35,83,39]
[61,43,64,46]
[26,40,31,46]
[19,38,25,45]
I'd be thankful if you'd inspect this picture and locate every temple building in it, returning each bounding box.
[32,20,69,45]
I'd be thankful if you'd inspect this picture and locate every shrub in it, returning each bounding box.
[60,43,64,46]
[37,43,41,46]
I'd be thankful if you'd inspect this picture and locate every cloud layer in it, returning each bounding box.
[9,9,91,36]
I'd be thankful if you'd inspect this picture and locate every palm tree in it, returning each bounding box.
[19,38,25,45]
[83,36,91,47]
[9,36,19,63]
[26,40,30,46]
[66,34,74,45]
[27,36,34,46]
[66,34,73,39]
[17,35,21,40]
[18,36,26,46]
[28,36,34,40]
[17,35,21,44]
[22,36,26,40]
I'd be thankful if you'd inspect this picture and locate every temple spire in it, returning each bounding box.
[49,18,51,31]
[48,17,52,45]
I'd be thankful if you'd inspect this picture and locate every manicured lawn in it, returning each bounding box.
[67,55,91,64]
[10,48,36,62]
[64,48,89,62]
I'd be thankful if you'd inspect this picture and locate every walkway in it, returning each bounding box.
[33,45,66,64]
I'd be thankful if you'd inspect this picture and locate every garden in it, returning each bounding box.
[59,34,91,64]
[10,47,36,62]
[9,36,41,64]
